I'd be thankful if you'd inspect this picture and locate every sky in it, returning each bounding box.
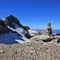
[0,0,60,29]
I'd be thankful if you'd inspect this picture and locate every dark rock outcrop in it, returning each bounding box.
[24,26,30,30]
[0,19,10,34]
[57,38,60,43]
[5,15,21,28]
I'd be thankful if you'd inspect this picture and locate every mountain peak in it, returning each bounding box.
[4,15,20,28]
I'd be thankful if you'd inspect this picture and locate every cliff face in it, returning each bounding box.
[5,15,21,28]
[0,19,10,34]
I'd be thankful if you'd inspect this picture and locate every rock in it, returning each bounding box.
[0,19,10,34]
[42,37,52,42]
[5,15,21,28]
[57,38,60,43]
[30,35,54,42]
[24,26,30,30]
[0,50,3,53]
[46,22,52,36]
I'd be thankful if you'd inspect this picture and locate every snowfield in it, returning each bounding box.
[0,32,30,44]
[0,24,30,44]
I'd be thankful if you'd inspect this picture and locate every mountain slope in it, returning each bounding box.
[0,15,40,44]
[5,15,31,38]
[0,15,31,44]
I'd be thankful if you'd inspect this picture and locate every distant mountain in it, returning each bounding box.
[0,15,39,44]
[0,15,30,44]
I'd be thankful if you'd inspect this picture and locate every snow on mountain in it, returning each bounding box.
[0,15,39,44]
[0,15,31,44]
[7,26,30,42]
[5,15,31,38]
[28,30,39,36]
[0,32,29,44]
[0,23,30,44]
[0,25,30,44]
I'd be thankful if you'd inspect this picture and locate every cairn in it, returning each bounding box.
[46,22,52,36]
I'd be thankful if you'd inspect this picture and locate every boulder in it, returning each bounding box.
[57,38,60,43]
[30,35,54,42]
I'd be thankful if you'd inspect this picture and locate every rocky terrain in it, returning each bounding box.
[0,31,60,60]
[0,35,60,60]
[0,15,60,60]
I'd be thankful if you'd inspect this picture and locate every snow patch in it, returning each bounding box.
[28,30,39,36]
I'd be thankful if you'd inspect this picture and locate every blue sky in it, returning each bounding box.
[0,0,60,29]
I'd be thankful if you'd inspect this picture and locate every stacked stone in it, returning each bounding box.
[46,22,52,36]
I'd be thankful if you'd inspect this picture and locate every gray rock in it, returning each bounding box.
[57,38,60,43]
[46,22,52,36]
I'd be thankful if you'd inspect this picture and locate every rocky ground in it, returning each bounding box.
[0,35,60,60]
